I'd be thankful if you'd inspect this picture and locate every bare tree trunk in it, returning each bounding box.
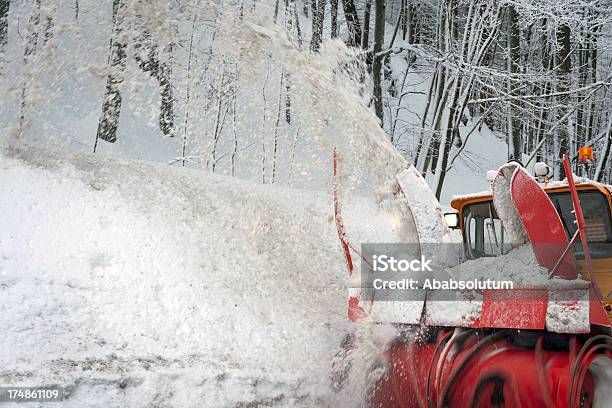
[586,26,599,143]
[310,0,316,43]
[387,3,404,49]
[210,87,232,172]
[362,0,371,49]
[421,71,450,176]
[210,88,225,172]
[261,62,271,183]
[159,44,174,136]
[287,126,300,183]
[400,1,416,43]
[291,0,302,44]
[284,1,293,123]
[433,74,462,198]
[400,0,407,41]
[181,13,197,166]
[372,0,385,122]
[132,5,176,137]
[231,96,238,176]
[0,0,10,54]
[19,0,41,135]
[271,73,284,183]
[341,0,361,47]
[406,2,415,44]
[556,24,571,179]
[274,0,280,22]
[0,0,9,77]
[94,0,127,149]
[414,67,439,166]
[310,0,325,52]
[420,0,448,175]
[575,30,587,151]
[506,4,521,161]
[595,115,612,182]
[330,0,338,38]
[533,18,551,163]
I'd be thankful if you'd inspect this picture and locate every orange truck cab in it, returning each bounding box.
[449,180,612,320]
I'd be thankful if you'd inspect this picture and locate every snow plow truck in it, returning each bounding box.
[333,153,611,407]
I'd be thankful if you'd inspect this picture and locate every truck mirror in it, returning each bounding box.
[444,212,460,229]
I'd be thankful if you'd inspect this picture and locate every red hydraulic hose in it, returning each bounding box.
[437,330,509,407]
[568,334,612,407]
[572,343,612,408]
[426,329,453,408]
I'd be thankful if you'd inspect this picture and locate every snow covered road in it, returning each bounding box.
[0,144,375,407]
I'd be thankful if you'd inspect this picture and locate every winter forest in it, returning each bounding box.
[1,1,612,198]
[3,1,612,406]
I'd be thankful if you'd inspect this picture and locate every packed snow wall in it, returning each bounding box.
[0,143,402,407]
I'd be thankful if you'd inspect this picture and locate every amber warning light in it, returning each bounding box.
[578,146,594,164]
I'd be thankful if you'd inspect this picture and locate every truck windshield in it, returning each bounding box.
[549,191,612,259]
[462,190,612,260]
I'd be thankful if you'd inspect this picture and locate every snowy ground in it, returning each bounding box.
[1,144,611,407]
[0,143,408,407]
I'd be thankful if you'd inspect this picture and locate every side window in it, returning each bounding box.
[463,202,507,259]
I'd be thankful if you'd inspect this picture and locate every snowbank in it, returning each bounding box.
[0,144,405,407]
[443,244,548,285]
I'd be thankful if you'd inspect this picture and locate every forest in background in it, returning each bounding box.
[1,0,612,199]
